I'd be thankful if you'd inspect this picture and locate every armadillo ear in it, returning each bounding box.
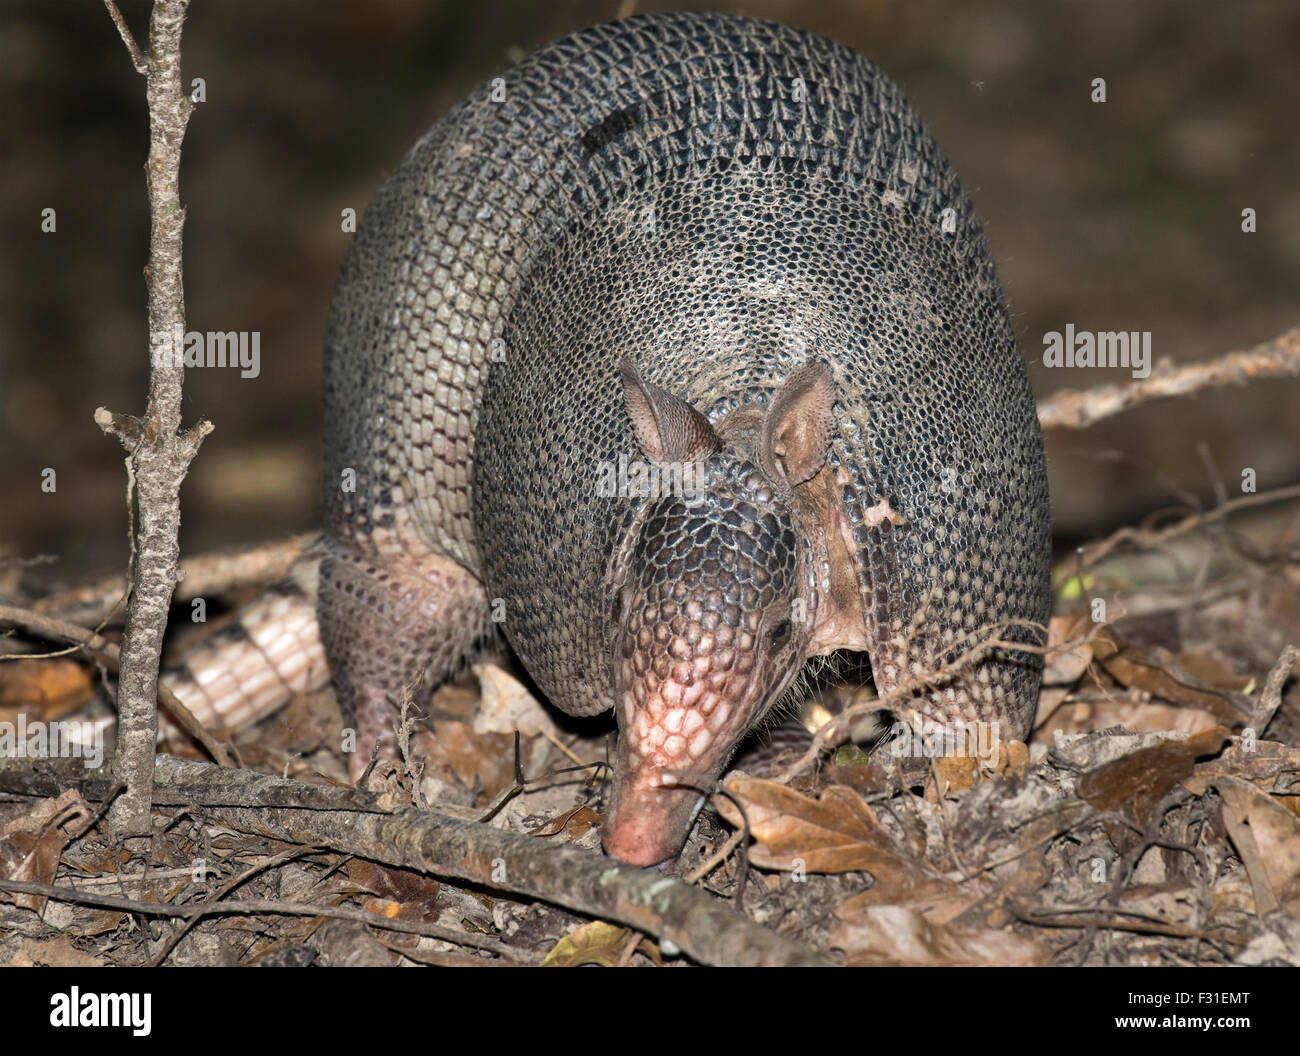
[762,361,838,487]
[621,360,720,464]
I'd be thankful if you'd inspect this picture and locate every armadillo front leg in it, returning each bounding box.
[317,536,489,780]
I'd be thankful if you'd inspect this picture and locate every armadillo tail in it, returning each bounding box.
[160,555,328,741]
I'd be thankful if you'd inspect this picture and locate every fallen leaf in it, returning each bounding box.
[717,778,916,876]
[346,859,440,916]
[1043,613,1093,686]
[71,909,125,938]
[0,790,95,915]
[997,739,1031,778]
[529,805,602,840]
[1173,652,1254,693]
[831,904,1046,966]
[431,719,515,800]
[7,937,104,968]
[429,684,481,720]
[1032,685,1072,730]
[472,663,559,739]
[1183,740,1300,797]
[1076,725,1230,827]
[823,754,897,797]
[1215,777,1300,918]
[836,872,973,925]
[1091,629,1247,724]
[541,921,630,966]
[1037,695,1224,741]
[0,659,93,722]
[925,754,978,799]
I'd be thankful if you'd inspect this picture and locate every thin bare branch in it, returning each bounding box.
[1250,645,1300,734]
[32,533,316,627]
[1038,326,1300,430]
[103,0,147,74]
[1063,482,1300,585]
[100,0,208,837]
[0,877,522,960]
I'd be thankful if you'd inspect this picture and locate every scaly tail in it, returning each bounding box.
[159,554,328,742]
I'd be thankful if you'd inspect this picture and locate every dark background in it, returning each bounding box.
[4,0,1298,586]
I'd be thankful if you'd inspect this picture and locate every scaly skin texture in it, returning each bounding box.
[320,12,1051,864]
[161,558,325,739]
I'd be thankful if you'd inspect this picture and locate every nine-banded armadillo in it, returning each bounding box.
[169,12,1050,867]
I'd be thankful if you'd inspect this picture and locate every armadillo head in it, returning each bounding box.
[603,360,865,865]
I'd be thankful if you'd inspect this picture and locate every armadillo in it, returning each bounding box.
[169,12,1050,867]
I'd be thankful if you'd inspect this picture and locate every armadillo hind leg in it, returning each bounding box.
[317,533,491,779]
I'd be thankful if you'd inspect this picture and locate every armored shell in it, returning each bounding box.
[323,12,1050,788]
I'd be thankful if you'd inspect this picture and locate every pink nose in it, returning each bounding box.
[601,820,676,868]
[601,767,704,866]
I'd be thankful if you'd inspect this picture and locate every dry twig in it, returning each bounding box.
[32,534,315,627]
[1062,482,1300,586]
[0,756,827,966]
[98,0,211,837]
[1038,326,1300,430]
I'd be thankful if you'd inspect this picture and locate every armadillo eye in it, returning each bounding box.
[770,621,792,647]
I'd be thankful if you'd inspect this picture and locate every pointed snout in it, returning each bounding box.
[601,652,763,865]
[601,768,704,866]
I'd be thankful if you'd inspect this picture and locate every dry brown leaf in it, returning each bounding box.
[71,909,126,938]
[831,904,1047,966]
[472,662,560,739]
[1215,777,1300,918]
[1032,685,1073,731]
[925,754,978,799]
[1173,652,1255,693]
[0,789,95,915]
[359,897,419,926]
[7,937,105,968]
[1091,629,1246,723]
[0,659,93,722]
[1076,725,1230,827]
[998,739,1031,777]
[824,747,898,797]
[835,872,973,925]
[1043,613,1093,686]
[1034,693,1226,742]
[1184,740,1300,796]
[529,804,602,840]
[429,683,481,720]
[346,858,440,917]
[920,738,1026,798]
[430,719,515,799]
[717,778,915,875]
